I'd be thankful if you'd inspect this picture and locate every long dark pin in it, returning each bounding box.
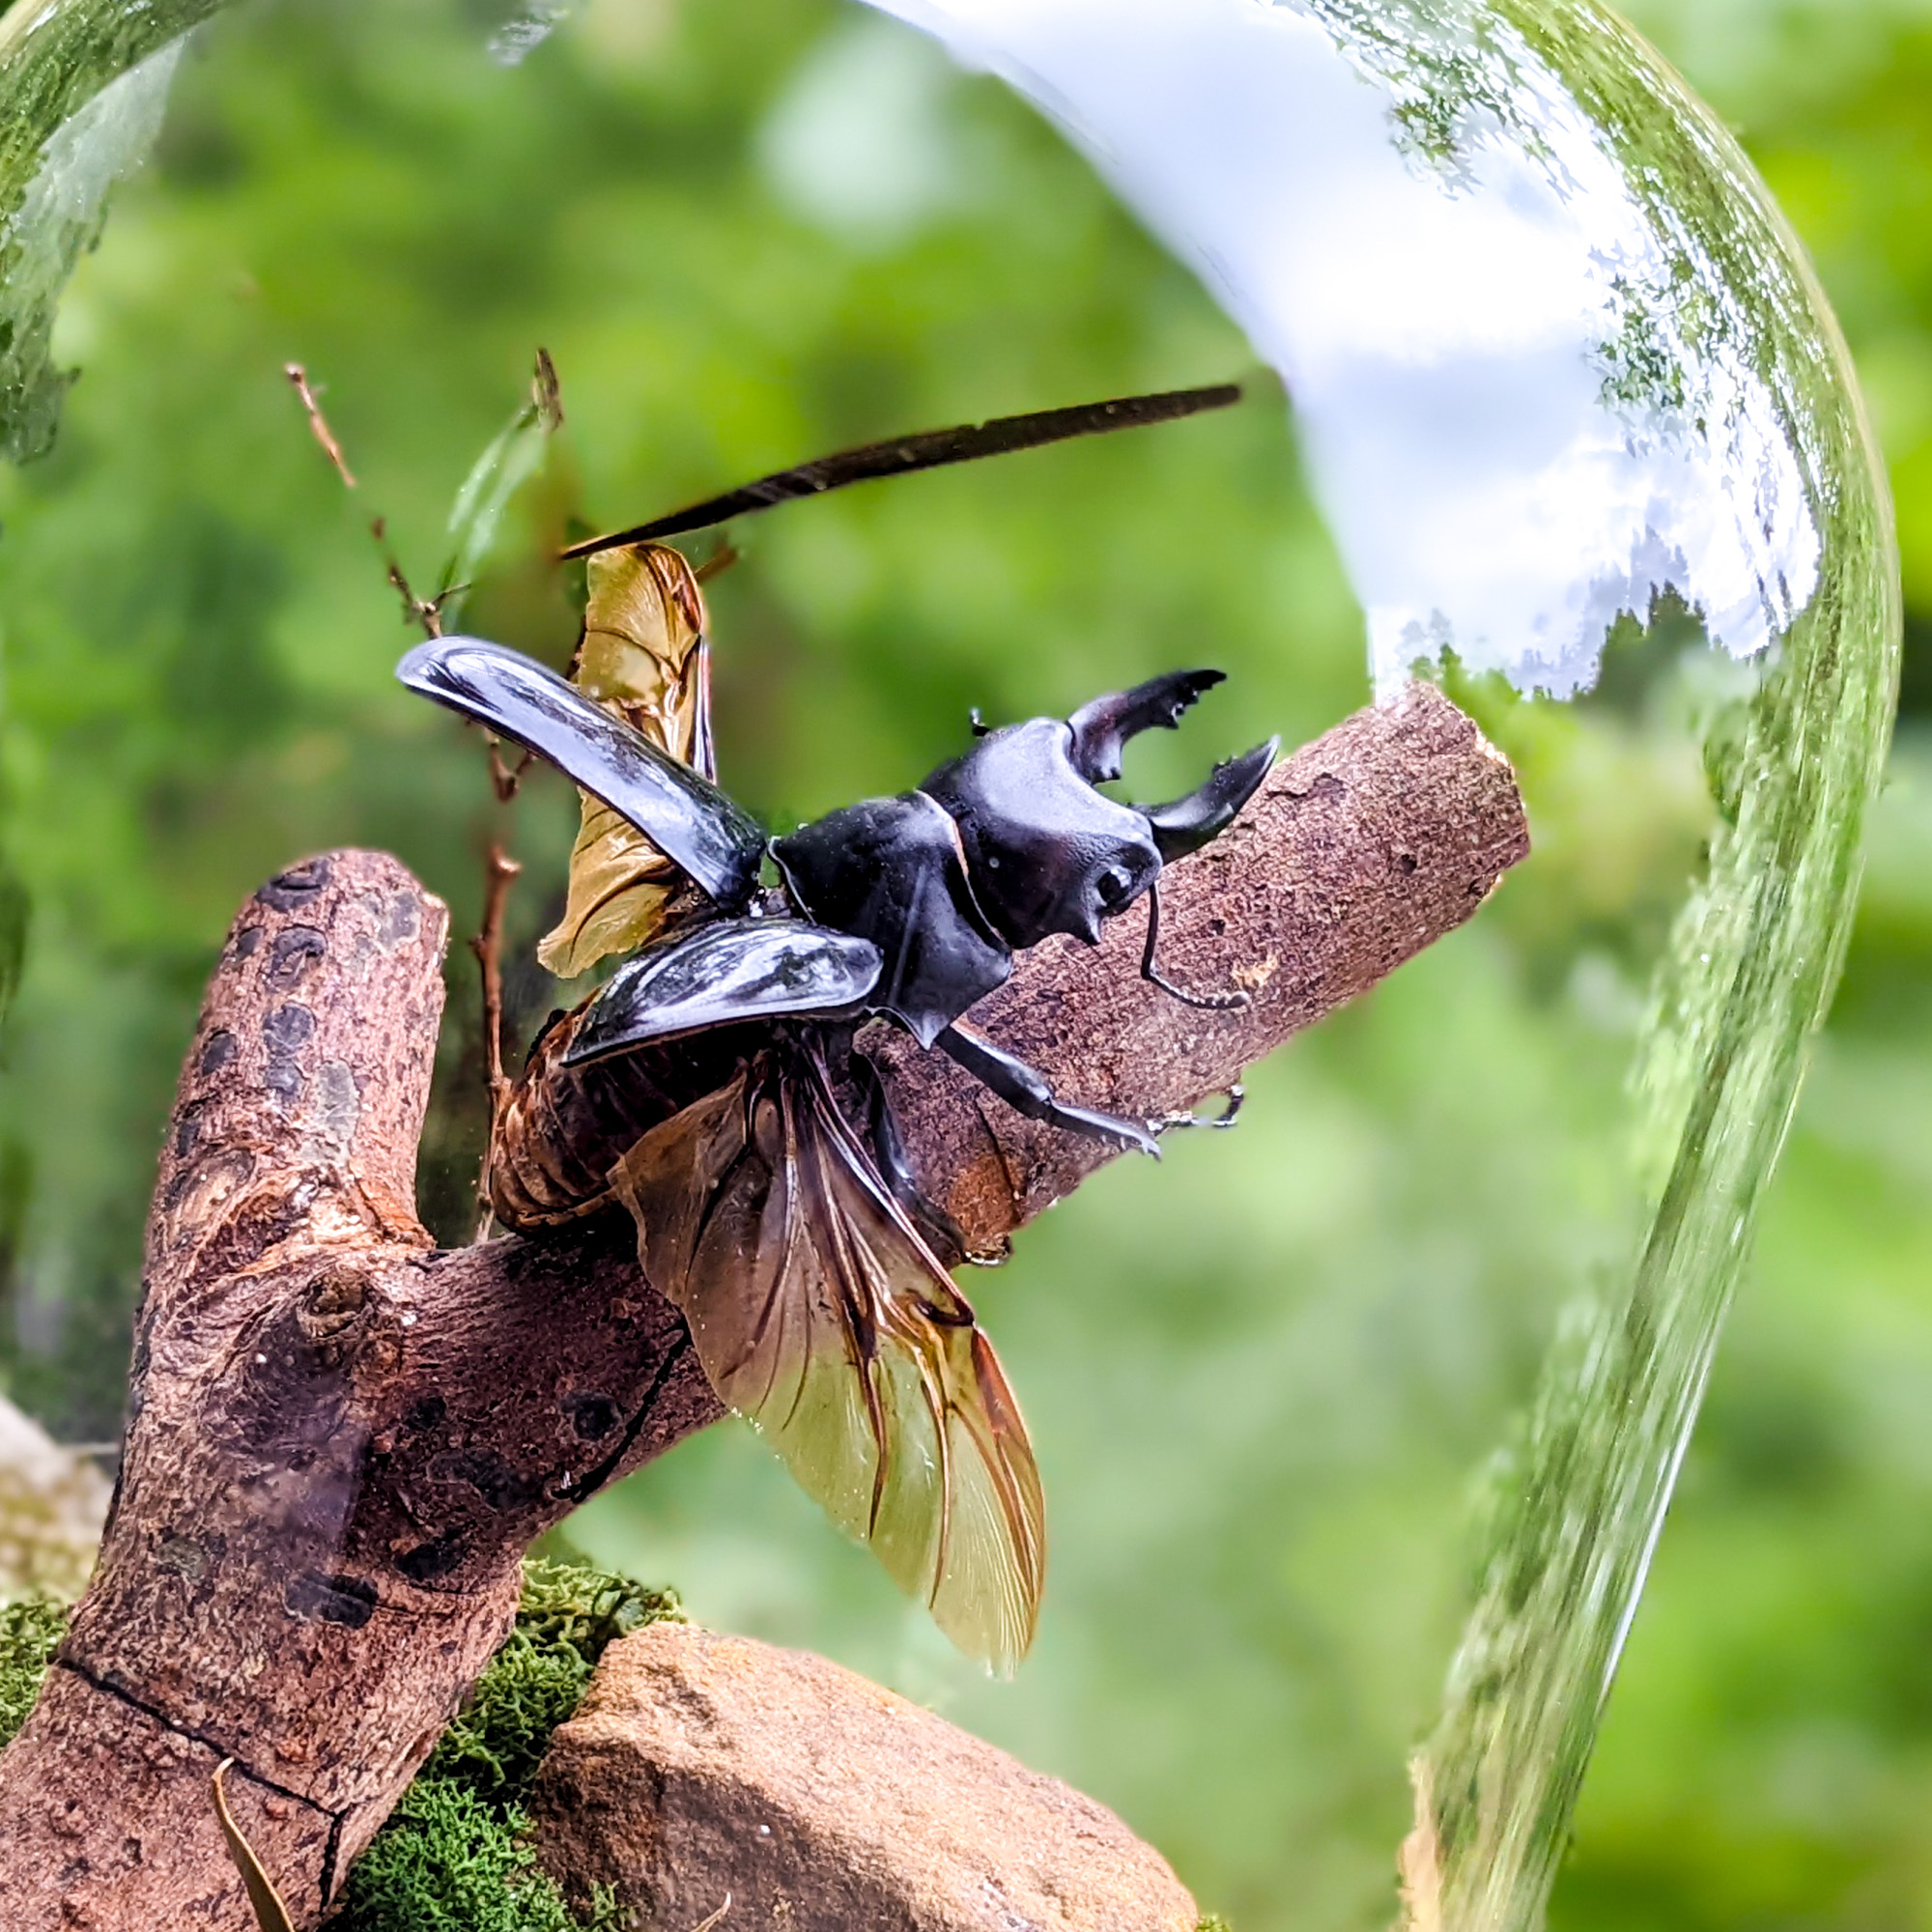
[561,382,1242,561]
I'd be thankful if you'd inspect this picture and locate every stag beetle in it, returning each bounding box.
[405,639,1273,1151]
[397,383,1276,1670]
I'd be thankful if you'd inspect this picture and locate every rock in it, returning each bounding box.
[529,1621,1199,1932]
[0,1396,109,1601]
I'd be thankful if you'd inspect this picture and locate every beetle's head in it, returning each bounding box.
[921,670,1277,950]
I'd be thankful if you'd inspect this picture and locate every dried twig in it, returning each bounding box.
[361,518,445,643]
[487,742,533,803]
[281,362,441,642]
[283,364,357,490]
[471,840,524,1230]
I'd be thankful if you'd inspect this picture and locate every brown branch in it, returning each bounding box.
[0,683,1525,1928]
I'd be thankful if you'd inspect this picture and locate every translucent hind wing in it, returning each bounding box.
[612,1064,885,1542]
[540,544,719,976]
[611,1050,1045,1671]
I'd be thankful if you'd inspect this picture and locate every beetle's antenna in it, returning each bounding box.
[561,382,1243,559]
[1140,877,1250,1013]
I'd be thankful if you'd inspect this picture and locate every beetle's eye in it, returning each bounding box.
[1096,866,1133,909]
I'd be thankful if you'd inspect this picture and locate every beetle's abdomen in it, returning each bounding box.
[488,1003,753,1230]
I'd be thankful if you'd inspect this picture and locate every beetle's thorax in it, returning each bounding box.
[920,718,1161,948]
[769,793,1010,1048]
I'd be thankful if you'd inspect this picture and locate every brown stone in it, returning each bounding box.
[531,1621,1199,1932]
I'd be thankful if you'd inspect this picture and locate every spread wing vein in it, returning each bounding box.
[612,1047,1044,1670]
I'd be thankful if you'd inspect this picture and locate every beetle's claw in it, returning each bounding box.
[1152,1083,1246,1136]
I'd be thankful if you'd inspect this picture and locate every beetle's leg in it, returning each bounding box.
[1152,1083,1246,1135]
[937,1022,1160,1159]
[1140,877,1250,1012]
[846,1047,1004,1267]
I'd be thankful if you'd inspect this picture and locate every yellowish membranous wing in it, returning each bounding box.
[537,543,713,978]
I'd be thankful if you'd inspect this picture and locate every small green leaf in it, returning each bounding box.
[438,348,566,629]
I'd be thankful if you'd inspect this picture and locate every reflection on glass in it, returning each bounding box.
[868,1,1896,1923]
[873,0,1840,697]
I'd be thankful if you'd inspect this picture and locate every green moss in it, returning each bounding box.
[0,1597,65,1748]
[325,1784,619,1932]
[325,1558,675,1932]
[418,1560,676,1806]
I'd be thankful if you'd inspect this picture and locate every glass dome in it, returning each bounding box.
[0,3,1900,1929]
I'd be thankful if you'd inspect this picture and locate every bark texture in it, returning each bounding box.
[0,681,1526,1928]
[531,1620,1200,1932]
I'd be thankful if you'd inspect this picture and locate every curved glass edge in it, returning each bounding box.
[0,0,229,464]
[1409,14,1902,1928]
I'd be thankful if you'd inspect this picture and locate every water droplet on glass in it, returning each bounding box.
[488,3,573,68]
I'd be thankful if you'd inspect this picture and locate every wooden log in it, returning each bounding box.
[0,681,1525,1927]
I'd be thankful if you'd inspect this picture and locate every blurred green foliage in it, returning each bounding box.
[0,3,1923,1929]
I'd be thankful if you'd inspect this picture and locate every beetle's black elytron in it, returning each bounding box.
[399,384,1277,1669]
